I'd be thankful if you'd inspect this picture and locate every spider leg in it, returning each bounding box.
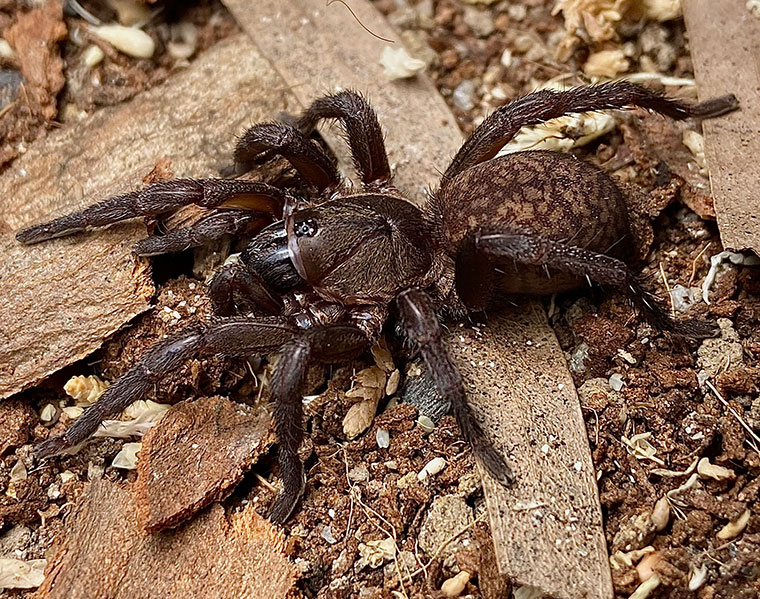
[396,288,515,487]
[208,261,282,316]
[444,81,739,180]
[134,210,269,256]
[233,122,341,193]
[296,90,392,187]
[268,324,371,524]
[473,231,718,338]
[35,317,297,458]
[16,180,286,245]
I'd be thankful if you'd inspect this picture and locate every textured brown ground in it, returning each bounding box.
[1,1,759,599]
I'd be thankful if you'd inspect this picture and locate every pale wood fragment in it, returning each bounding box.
[683,0,760,254]
[450,306,614,599]
[228,2,612,596]
[0,35,295,398]
[37,479,298,599]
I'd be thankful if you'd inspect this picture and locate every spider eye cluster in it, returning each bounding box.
[294,218,319,237]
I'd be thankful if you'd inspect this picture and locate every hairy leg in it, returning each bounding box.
[134,210,268,256]
[268,338,310,524]
[35,317,296,458]
[297,90,391,186]
[268,323,371,523]
[443,81,739,180]
[233,122,341,193]
[208,261,282,316]
[16,180,286,245]
[396,288,515,487]
[474,230,717,337]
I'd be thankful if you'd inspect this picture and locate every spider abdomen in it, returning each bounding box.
[436,150,634,299]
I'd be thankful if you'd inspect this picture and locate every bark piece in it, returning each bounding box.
[0,0,66,167]
[0,398,37,457]
[136,396,273,532]
[0,35,294,399]
[36,479,297,599]
[631,114,717,220]
[221,0,462,204]
[448,306,614,599]
[683,0,760,253]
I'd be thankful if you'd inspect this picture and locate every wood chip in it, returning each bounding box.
[228,3,612,597]
[683,0,760,253]
[0,35,295,399]
[0,0,66,166]
[36,479,298,599]
[0,398,36,456]
[135,396,273,532]
[448,306,614,599]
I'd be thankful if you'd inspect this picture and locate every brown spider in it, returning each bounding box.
[17,82,737,523]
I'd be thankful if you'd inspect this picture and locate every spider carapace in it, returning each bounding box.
[17,82,738,523]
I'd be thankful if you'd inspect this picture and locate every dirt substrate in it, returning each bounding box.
[1,1,758,598]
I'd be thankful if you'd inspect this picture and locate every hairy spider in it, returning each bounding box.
[17,82,737,523]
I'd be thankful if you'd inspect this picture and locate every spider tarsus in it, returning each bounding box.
[668,318,720,339]
[477,443,516,487]
[16,223,81,245]
[690,94,740,119]
[34,434,70,460]
[269,451,305,525]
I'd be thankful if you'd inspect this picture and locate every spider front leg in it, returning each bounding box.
[296,90,392,187]
[396,288,515,487]
[444,81,739,180]
[134,210,268,257]
[35,317,298,458]
[470,230,717,338]
[232,122,341,193]
[16,180,286,245]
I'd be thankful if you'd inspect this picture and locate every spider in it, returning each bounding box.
[17,81,737,524]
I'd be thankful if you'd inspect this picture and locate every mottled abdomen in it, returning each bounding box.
[437,150,633,297]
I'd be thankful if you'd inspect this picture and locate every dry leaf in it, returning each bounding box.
[343,398,379,439]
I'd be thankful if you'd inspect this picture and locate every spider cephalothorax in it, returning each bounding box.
[17,83,737,523]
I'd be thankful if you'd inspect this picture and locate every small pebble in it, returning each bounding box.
[441,570,470,597]
[82,44,105,68]
[91,24,155,59]
[39,403,57,424]
[417,456,446,481]
[376,427,390,449]
[609,373,625,392]
[0,39,15,58]
[651,496,670,531]
[452,80,476,111]
[417,415,435,433]
[320,525,338,544]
